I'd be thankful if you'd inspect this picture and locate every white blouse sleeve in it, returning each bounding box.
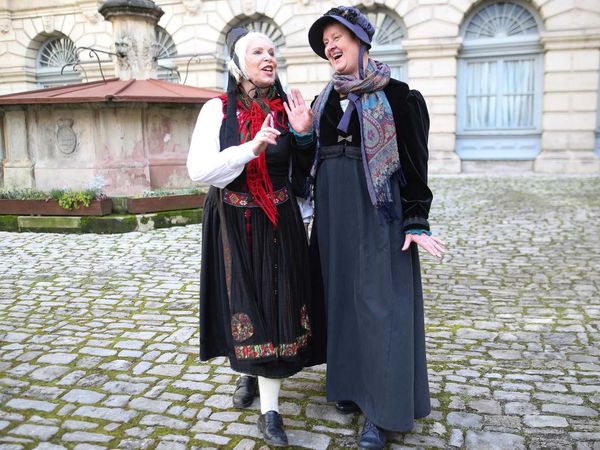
[296,197,313,223]
[187,98,258,188]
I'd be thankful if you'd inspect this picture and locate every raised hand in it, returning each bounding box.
[252,114,281,156]
[284,88,313,134]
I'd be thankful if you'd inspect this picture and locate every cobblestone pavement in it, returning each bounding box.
[1,175,599,450]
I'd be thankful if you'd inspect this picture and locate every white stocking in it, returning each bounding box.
[258,376,281,414]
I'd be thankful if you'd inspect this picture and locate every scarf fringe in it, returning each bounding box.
[376,170,406,222]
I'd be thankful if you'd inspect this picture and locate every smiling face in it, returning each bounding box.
[243,36,277,88]
[322,22,362,77]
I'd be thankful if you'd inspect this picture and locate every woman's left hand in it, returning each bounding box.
[402,233,446,259]
[284,88,313,134]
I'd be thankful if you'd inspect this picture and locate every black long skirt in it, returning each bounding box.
[200,185,324,378]
[312,152,431,431]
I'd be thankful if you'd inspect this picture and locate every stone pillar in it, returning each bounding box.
[99,0,164,81]
[0,112,4,187]
[535,31,600,173]
[2,109,34,188]
[94,106,151,196]
[403,38,462,174]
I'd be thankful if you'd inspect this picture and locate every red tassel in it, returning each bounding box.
[247,153,278,226]
[221,95,288,227]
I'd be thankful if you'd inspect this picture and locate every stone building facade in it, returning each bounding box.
[1,0,599,174]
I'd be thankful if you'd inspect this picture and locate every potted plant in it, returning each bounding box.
[126,188,206,214]
[0,187,112,216]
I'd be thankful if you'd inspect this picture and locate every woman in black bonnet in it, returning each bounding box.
[307,6,446,450]
[187,27,324,447]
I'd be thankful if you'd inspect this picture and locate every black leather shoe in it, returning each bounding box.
[358,419,386,450]
[257,410,288,447]
[335,400,360,414]
[232,375,257,408]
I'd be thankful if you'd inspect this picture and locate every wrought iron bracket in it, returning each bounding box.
[61,47,117,83]
[182,53,219,85]
[60,47,219,85]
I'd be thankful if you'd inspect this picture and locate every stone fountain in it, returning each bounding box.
[0,0,218,196]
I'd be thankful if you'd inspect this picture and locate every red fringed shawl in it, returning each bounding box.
[220,90,288,226]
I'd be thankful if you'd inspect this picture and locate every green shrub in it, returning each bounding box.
[55,189,98,210]
[0,188,49,200]
[141,187,206,198]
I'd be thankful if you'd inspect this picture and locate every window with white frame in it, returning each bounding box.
[361,8,407,81]
[36,36,81,88]
[457,1,543,160]
[222,18,287,89]
[155,26,178,82]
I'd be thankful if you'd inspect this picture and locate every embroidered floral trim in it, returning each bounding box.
[231,313,255,342]
[223,187,288,208]
[279,334,309,357]
[300,304,311,332]
[234,342,275,360]
[234,333,310,360]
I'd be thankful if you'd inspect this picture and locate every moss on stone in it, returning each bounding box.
[0,215,19,231]
[0,208,203,234]
[81,215,137,234]
[153,208,202,229]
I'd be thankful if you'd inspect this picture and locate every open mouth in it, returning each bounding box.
[332,52,343,61]
[261,66,274,73]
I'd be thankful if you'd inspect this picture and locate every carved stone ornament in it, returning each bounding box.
[115,33,137,74]
[0,14,11,34]
[56,119,77,155]
[242,0,257,17]
[182,0,202,15]
[143,36,161,73]
[42,15,56,34]
[80,6,102,24]
[115,34,133,58]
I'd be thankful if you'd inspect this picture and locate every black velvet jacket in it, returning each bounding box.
[316,78,433,231]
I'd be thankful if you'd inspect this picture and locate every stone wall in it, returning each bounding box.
[0,0,599,174]
[0,102,201,195]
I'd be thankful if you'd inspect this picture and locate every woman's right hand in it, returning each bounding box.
[252,114,281,156]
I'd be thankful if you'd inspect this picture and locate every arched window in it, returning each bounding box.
[361,8,407,81]
[240,19,285,49]
[465,2,538,38]
[36,36,81,88]
[457,1,543,160]
[222,18,287,88]
[155,26,178,82]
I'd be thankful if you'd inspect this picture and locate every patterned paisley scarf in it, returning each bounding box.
[221,85,287,226]
[311,59,402,219]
